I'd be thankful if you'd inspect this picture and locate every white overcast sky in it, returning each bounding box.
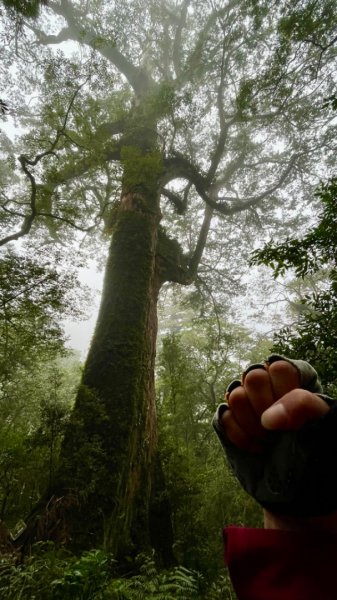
[63,263,104,359]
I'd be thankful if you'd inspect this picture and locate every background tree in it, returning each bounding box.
[0,245,84,526]
[0,355,81,528]
[156,317,266,577]
[1,0,337,558]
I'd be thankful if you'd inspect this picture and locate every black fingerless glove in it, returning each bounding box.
[213,354,337,517]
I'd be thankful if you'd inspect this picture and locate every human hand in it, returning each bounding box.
[220,359,329,453]
[214,356,337,517]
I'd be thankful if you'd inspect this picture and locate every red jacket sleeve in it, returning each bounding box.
[224,526,337,600]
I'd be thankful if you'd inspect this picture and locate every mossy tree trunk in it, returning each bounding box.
[58,145,163,556]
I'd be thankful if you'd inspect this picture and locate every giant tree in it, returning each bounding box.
[1,0,337,557]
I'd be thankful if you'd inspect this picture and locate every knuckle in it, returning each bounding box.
[268,360,297,378]
[228,386,246,409]
[244,368,267,387]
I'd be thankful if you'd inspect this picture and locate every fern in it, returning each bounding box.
[0,546,235,600]
[103,554,200,599]
[0,542,71,600]
[204,572,237,600]
[51,548,113,599]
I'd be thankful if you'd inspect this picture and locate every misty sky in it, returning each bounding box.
[64,264,103,358]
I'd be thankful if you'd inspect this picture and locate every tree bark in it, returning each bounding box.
[58,180,161,556]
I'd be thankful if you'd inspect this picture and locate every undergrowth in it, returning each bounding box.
[0,543,236,599]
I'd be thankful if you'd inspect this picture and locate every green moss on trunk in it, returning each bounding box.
[56,158,162,554]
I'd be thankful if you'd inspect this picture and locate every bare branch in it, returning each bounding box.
[163,151,299,218]
[36,211,96,232]
[188,205,213,277]
[210,153,299,215]
[303,33,337,53]
[40,0,156,97]
[27,25,72,45]
[162,152,210,201]
[172,0,190,77]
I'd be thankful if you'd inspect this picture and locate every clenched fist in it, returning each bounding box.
[213,355,337,517]
[221,359,329,453]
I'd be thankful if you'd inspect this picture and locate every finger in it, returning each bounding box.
[220,409,263,452]
[261,389,329,430]
[243,368,275,416]
[267,360,300,400]
[228,386,266,439]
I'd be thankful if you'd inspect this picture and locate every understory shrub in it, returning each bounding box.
[0,544,236,599]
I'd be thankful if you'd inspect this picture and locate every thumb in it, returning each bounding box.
[261,389,329,430]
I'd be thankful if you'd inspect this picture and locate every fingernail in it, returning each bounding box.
[261,403,288,429]
[242,364,266,384]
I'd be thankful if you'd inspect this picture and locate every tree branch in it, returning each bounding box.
[178,0,237,86]
[95,119,126,138]
[0,82,90,247]
[206,27,241,182]
[0,156,37,247]
[45,142,121,189]
[163,151,299,218]
[38,0,156,96]
[211,151,246,194]
[210,153,299,215]
[161,185,190,214]
[28,25,72,45]
[172,0,190,77]
[162,152,210,202]
[188,205,213,277]
[36,211,97,232]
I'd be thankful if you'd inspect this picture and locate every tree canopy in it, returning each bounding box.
[1,0,337,261]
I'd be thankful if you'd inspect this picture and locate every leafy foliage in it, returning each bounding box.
[52,549,112,600]
[0,546,234,600]
[1,0,47,18]
[252,177,337,392]
[251,178,337,278]
[0,355,81,525]
[0,246,85,524]
[156,319,264,574]
[278,0,337,48]
[106,553,200,599]
[0,544,111,600]
[0,248,82,377]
